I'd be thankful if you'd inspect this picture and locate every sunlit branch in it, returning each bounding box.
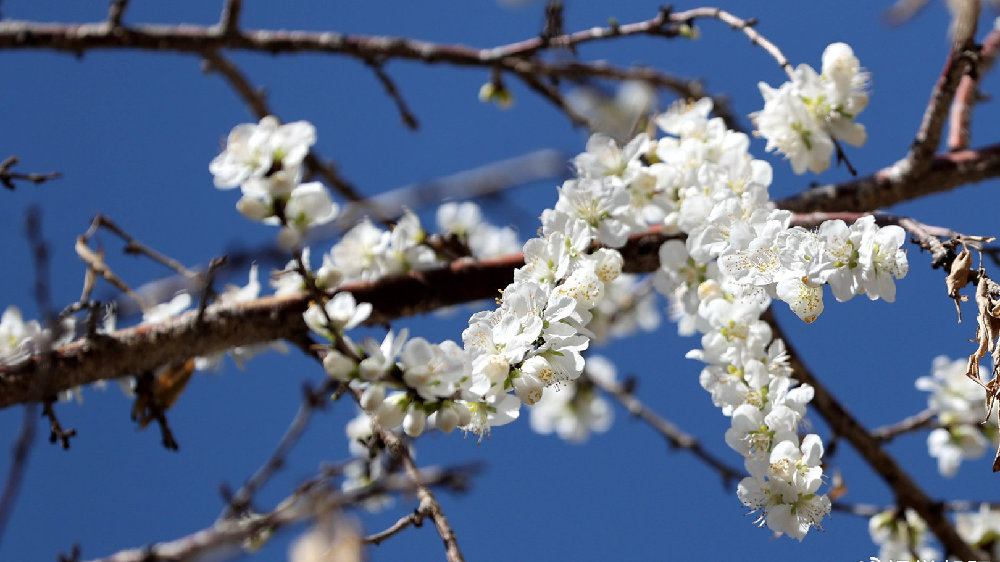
[0,7,765,133]
[0,210,966,409]
[777,142,1000,213]
[948,25,1000,150]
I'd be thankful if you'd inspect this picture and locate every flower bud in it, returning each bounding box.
[373,393,407,428]
[236,196,273,221]
[433,405,460,434]
[360,384,386,412]
[512,373,544,405]
[454,402,472,427]
[403,407,427,437]
[359,357,383,381]
[322,349,355,380]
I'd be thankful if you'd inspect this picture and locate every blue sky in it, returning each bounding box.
[0,1,998,560]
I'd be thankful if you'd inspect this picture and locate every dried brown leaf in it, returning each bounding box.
[947,247,972,321]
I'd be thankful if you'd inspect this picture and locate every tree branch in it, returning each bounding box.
[87,464,472,562]
[776,142,1000,213]
[0,211,964,409]
[587,371,744,487]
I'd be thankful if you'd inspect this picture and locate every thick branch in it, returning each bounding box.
[776,142,1000,213]
[0,211,958,409]
[0,254,519,408]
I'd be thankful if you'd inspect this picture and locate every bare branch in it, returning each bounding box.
[0,7,790,85]
[0,156,61,191]
[218,0,241,37]
[107,0,128,29]
[777,142,1000,213]
[87,464,474,562]
[0,404,36,550]
[379,429,465,562]
[364,58,419,130]
[220,375,341,521]
[948,25,1000,150]
[587,371,744,486]
[870,408,939,443]
[363,508,429,545]
[910,51,978,174]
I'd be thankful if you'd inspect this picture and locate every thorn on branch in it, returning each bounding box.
[42,400,77,449]
[0,156,61,191]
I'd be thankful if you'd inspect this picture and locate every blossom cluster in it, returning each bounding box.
[869,503,1000,561]
[869,508,941,561]
[209,116,338,248]
[915,355,999,477]
[209,113,647,443]
[639,97,832,539]
[753,42,869,175]
[204,42,904,538]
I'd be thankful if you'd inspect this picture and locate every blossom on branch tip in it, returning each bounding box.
[303,292,372,340]
[752,43,869,175]
[209,116,315,191]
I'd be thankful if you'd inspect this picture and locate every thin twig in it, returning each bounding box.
[834,498,1000,518]
[777,141,1000,213]
[909,9,980,176]
[42,400,76,449]
[364,58,418,130]
[217,0,241,37]
[0,208,65,548]
[0,403,36,550]
[0,156,61,191]
[195,256,227,325]
[219,373,340,521]
[948,26,1000,151]
[587,371,744,487]
[107,0,128,29]
[291,336,466,562]
[363,507,429,545]
[0,8,789,110]
[87,215,200,280]
[378,428,465,562]
[511,69,592,129]
[87,464,473,562]
[870,408,939,443]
